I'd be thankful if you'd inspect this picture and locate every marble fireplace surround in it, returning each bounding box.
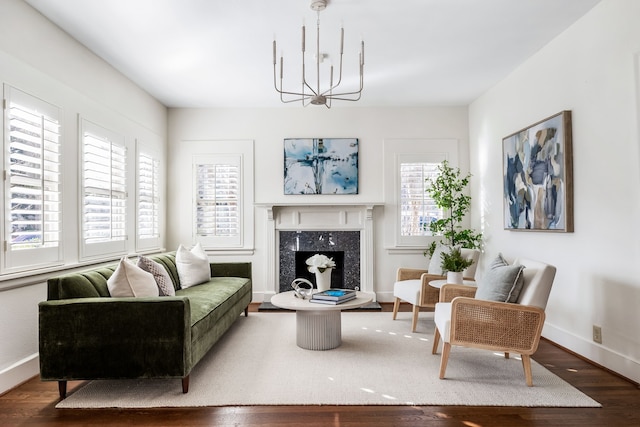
[262,204,379,301]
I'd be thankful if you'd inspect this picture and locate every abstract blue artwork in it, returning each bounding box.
[503,111,573,232]
[284,138,358,195]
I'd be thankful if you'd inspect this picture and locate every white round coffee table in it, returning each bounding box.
[270,290,374,350]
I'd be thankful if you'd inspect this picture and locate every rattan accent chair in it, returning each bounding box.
[392,248,480,332]
[431,258,556,386]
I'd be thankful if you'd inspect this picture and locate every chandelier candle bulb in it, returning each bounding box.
[302,25,305,52]
[273,40,276,65]
[340,27,344,53]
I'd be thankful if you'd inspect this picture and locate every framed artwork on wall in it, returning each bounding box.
[284,138,359,195]
[503,110,573,232]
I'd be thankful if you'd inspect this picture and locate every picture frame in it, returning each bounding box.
[283,138,359,195]
[502,111,573,232]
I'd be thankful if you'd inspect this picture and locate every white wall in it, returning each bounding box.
[167,107,469,302]
[0,0,167,394]
[469,0,640,383]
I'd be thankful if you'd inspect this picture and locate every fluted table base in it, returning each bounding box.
[296,310,341,350]
[269,291,374,351]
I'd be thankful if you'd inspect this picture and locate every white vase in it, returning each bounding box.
[447,271,463,285]
[315,269,333,292]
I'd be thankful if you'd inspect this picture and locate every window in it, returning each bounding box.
[383,139,458,249]
[80,119,127,259]
[3,85,62,272]
[400,162,442,237]
[136,144,161,251]
[194,156,241,247]
[173,140,253,253]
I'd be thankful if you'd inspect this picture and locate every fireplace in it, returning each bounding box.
[260,203,379,300]
[279,231,359,293]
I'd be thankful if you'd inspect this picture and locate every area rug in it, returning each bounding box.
[56,312,601,408]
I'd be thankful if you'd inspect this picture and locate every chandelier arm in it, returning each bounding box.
[325,62,364,97]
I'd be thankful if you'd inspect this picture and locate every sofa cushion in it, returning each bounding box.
[475,254,525,303]
[107,257,159,297]
[176,276,252,362]
[137,256,175,296]
[176,243,211,289]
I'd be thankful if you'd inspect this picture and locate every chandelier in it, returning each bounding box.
[272,0,364,108]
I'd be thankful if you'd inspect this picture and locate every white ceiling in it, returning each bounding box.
[24,0,600,108]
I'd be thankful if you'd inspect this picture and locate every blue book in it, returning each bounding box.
[312,289,357,301]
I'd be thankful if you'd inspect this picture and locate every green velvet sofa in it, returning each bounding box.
[38,252,252,399]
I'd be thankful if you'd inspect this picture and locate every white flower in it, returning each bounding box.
[306,253,336,274]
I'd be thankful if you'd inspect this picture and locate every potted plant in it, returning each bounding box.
[440,247,473,284]
[425,160,483,258]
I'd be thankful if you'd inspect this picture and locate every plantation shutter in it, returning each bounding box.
[194,156,241,247]
[400,162,441,237]
[80,119,127,259]
[3,86,63,271]
[138,152,159,240]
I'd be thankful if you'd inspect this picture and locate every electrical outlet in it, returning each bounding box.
[593,325,602,344]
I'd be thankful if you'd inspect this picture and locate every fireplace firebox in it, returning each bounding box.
[279,230,360,293]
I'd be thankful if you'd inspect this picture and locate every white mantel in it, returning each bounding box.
[259,203,382,300]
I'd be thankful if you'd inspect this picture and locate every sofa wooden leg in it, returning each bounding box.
[58,380,67,399]
[244,307,249,316]
[182,376,190,393]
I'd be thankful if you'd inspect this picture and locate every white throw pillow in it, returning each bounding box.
[107,257,159,297]
[176,243,211,289]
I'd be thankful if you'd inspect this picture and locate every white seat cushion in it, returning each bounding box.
[434,302,452,342]
[393,279,421,305]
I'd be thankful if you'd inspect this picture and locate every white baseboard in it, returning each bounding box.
[0,353,39,395]
[543,322,640,384]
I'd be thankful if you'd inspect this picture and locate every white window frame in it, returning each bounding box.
[173,140,254,253]
[2,85,63,273]
[136,139,162,252]
[79,118,127,260]
[384,139,458,249]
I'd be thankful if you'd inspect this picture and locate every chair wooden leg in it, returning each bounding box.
[505,352,510,359]
[411,305,420,332]
[522,355,533,387]
[432,327,441,354]
[439,342,451,379]
[392,297,400,320]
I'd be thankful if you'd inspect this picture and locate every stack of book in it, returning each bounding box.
[310,289,357,305]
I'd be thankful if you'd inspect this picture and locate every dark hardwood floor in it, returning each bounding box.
[2,303,639,427]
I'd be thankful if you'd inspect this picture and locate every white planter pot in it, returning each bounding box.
[446,271,463,285]
[315,269,333,291]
